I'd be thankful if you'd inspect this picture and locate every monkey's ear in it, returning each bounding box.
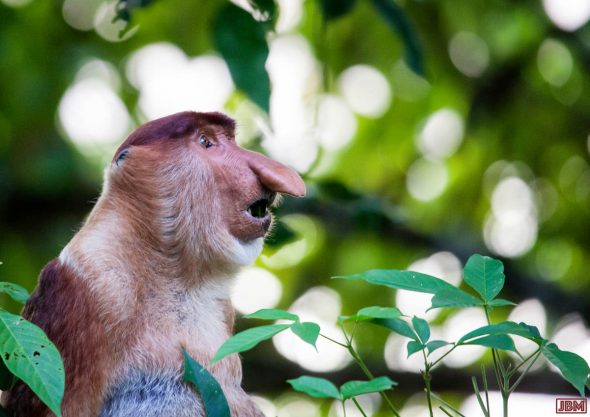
[114,149,130,167]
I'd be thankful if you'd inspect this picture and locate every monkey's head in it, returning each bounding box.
[104,111,305,270]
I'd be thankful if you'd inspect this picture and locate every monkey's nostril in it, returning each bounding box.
[247,199,269,219]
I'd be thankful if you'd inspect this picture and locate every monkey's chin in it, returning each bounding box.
[228,237,264,266]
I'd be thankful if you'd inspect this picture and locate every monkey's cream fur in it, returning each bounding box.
[3,112,305,417]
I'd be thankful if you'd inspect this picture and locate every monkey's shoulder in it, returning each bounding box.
[23,259,102,337]
[5,259,109,417]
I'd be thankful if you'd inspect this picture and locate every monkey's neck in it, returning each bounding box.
[59,199,237,370]
[64,192,236,279]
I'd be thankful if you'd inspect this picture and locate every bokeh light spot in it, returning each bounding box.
[126,43,234,120]
[508,299,547,357]
[265,34,320,172]
[338,65,392,118]
[231,267,282,315]
[273,287,350,372]
[417,109,464,159]
[542,0,590,31]
[58,60,131,160]
[316,95,357,151]
[406,158,449,201]
[443,308,487,368]
[448,31,490,77]
[484,176,538,258]
[62,0,102,31]
[537,39,574,87]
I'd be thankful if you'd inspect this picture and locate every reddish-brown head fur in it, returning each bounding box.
[106,111,305,271]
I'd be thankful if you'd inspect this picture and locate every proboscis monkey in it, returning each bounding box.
[2,111,306,417]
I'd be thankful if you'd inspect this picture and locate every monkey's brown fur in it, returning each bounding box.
[2,112,305,417]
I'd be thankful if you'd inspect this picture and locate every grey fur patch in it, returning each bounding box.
[99,371,204,417]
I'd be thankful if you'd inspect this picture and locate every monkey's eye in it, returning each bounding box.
[115,149,129,166]
[199,135,214,149]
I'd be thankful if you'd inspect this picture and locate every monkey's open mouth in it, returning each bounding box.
[246,192,277,220]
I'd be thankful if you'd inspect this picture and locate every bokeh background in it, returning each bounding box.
[1,0,590,415]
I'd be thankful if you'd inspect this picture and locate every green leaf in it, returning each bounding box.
[183,349,230,417]
[0,310,64,417]
[406,340,424,357]
[0,282,29,304]
[425,340,450,355]
[370,0,425,75]
[291,322,320,348]
[542,343,589,397]
[213,3,271,112]
[518,322,543,340]
[211,324,290,363]
[458,321,545,345]
[463,255,505,303]
[373,318,418,341]
[318,0,357,20]
[488,299,516,308]
[464,335,518,353]
[358,306,402,320]
[412,316,430,343]
[245,309,298,321]
[336,269,456,294]
[342,306,402,322]
[340,376,396,399]
[429,288,484,310]
[287,376,341,399]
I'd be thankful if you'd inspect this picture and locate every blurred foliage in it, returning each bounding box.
[1,0,590,412]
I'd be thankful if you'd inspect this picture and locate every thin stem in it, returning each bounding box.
[342,326,401,417]
[502,391,509,417]
[319,333,348,348]
[481,364,490,416]
[508,351,541,394]
[430,344,457,368]
[507,348,541,378]
[430,391,467,417]
[439,406,456,417]
[352,398,368,417]
[342,400,347,417]
[484,308,505,391]
[422,350,434,417]
[471,377,489,417]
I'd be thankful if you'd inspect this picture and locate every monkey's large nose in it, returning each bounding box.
[246,150,306,197]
